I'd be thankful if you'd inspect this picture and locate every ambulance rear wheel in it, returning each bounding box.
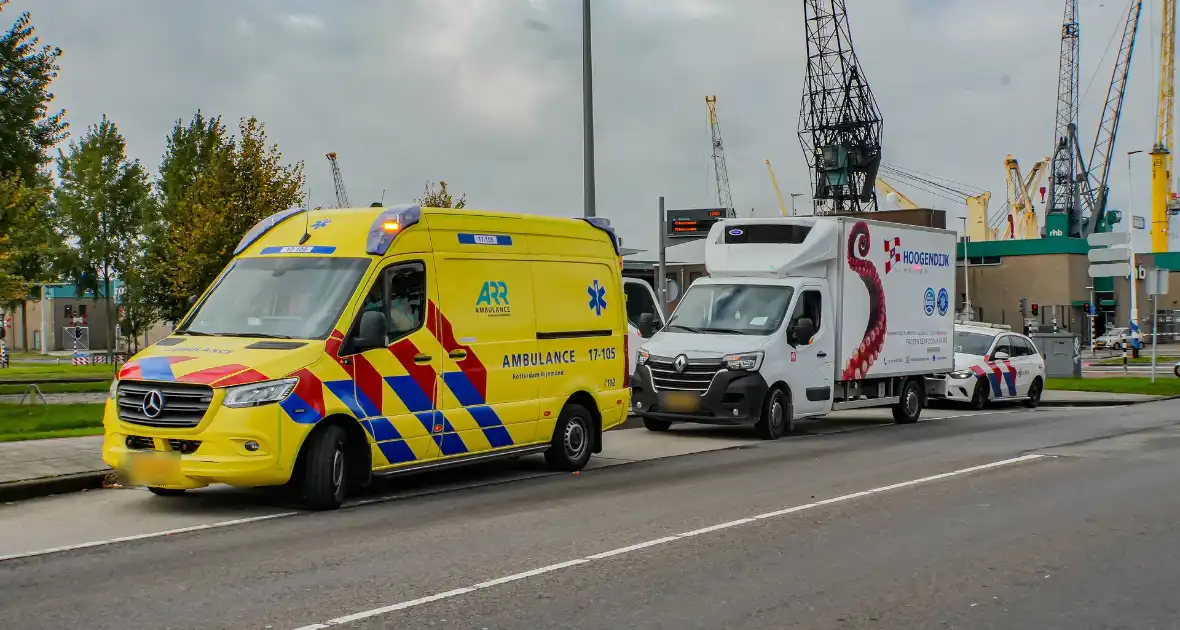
[970,378,990,410]
[147,487,185,497]
[545,404,593,471]
[302,424,348,510]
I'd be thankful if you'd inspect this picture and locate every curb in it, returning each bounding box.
[0,470,112,503]
[1040,394,1180,408]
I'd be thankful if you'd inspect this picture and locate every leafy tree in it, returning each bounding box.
[0,0,68,183]
[416,180,467,209]
[147,114,304,324]
[51,116,153,360]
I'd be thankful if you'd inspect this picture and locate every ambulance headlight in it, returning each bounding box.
[108,379,119,399]
[223,378,298,408]
[724,352,763,371]
[949,370,973,379]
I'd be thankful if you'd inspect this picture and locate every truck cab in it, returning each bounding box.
[630,217,956,440]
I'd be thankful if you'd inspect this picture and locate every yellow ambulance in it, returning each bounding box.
[102,205,631,509]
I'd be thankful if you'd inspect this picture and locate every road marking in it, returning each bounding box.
[0,511,299,563]
[292,453,1045,629]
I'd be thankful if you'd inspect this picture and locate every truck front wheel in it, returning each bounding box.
[755,388,792,440]
[892,379,923,424]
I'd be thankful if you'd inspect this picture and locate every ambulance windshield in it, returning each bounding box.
[665,283,794,336]
[179,257,369,340]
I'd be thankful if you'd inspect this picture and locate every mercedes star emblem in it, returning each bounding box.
[142,390,165,418]
[673,354,688,373]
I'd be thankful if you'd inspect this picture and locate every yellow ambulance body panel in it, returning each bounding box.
[101,205,630,508]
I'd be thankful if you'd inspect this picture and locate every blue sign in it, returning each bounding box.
[728,228,744,236]
[258,246,337,255]
[936,288,949,316]
[924,287,936,316]
[587,280,607,316]
[458,233,513,246]
[1089,303,1097,315]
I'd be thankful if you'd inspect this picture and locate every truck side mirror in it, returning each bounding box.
[789,317,815,346]
[187,295,198,306]
[353,310,388,350]
[638,312,657,338]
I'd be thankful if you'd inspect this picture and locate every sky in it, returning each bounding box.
[12,0,1177,257]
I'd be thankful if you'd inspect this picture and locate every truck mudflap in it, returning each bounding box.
[629,365,770,425]
[925,376,949,398]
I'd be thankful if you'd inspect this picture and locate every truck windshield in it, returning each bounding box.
[665,284,794,336]
[178,257,370,340]
[954,331,995,356]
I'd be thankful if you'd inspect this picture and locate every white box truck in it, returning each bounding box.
[631,216,956,439]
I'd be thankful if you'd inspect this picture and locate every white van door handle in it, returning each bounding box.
[816,351,828,358]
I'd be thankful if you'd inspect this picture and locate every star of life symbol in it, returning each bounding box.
[311,219,331,229]
[587,280,607,316]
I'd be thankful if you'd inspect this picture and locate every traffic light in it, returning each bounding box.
[1083,302,1091,314]
[1031,303,1039,316]
[1020,297,1028,315]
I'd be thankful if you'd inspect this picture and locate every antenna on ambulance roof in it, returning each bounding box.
[298,188,312,245]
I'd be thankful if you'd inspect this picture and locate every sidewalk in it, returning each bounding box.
[0,391,1170,503]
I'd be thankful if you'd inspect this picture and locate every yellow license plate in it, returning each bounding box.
[660,391,701,413]
[126,452,181,486]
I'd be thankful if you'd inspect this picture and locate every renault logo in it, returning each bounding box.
[673,354,688,373]
[142,390,165,418]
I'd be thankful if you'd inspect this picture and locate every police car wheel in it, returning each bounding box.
[302,424,348,510]
[147,487,185,497]
[754,388,791,440]
[545,403,594,471]
[1174,364,1180,378]
[970,378,989,410]
[1024,378,1043,408]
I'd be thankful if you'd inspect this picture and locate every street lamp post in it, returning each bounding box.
[582,0,596,218]
[1128,150,1144,357]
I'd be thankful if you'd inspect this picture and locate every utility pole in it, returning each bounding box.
[582,0,597,218]
[657,197,668,318]
[1128,150,1144,357]
[959,217,972,321]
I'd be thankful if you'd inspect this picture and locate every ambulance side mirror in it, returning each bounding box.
[354,310,388,351]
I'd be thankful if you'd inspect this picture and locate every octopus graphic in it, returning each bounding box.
[840,221,887,380]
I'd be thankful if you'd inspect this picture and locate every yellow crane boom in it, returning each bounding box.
[1151,0,1176,251]
[874,177,920,210]
[765,159,788,216]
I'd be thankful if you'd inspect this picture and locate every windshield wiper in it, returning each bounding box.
[700,327,750,335]
[215,332,295,339]
[665,324,705,334]
[177,330,213,336]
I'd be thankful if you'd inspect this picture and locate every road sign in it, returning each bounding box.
[1086,231,1130,247]
[1146,268,1170,295]
[667,208,728,239]
[1087,246,1130,263]
[1088,262,1132,278]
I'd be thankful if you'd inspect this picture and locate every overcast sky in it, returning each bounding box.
[14,0,1176,255]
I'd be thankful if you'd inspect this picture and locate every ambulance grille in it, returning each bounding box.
[117,380,214,428]
[647,357,723,393]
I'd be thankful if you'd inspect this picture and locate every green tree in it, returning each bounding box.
[416,180,467,209]
[147,114,304,324]
[52,116,153,360]
[0,0,68,183]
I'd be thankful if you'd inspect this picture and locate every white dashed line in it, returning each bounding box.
[292,453,1046,629]
[0,512,299,563]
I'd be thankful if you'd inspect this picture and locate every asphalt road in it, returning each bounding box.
[2,401,1180,629]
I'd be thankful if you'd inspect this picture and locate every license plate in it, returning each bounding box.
[660,391,701,413]
[126,452,181,486]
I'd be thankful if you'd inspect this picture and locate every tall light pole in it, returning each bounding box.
[1127,149,1144,355]
[582,0,596,218]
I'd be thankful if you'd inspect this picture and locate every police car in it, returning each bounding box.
[936,323,1046,409]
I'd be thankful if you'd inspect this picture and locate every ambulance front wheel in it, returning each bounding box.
[302,424,348,511]
[545,403,594,471]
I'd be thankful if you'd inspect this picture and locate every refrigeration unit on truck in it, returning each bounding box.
[631,216,957,439]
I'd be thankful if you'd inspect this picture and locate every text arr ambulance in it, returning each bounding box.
[631,216,957,439]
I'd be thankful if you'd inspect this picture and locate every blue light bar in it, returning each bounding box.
[366,204,422,256]
[580,217,620,256]
[234,207,307,255]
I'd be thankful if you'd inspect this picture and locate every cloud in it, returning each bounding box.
[13,0,1173,255]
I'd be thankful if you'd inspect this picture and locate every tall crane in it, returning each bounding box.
[1150,0,1177,251]
[874,178,919,210]
[798,0,883,214]
[326,152,351,209]
[705,96,735,217]
[1081,0,1142,236]
[765,159,788,216]
[1045,0,1082,238]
